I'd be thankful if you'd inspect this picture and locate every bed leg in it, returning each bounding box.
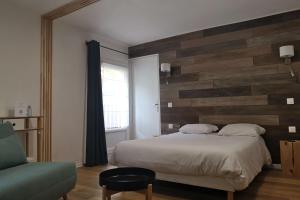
[227,191,234,200]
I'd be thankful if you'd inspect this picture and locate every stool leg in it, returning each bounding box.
[102,186,107,200]
[146,184,152,200]
[107,189,112,200]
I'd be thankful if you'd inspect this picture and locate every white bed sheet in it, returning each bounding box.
[111,132,271,190]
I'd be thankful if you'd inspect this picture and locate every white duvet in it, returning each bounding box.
[111,133,272,190]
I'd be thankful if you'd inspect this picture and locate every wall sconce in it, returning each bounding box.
[161,63,171,76]
[161,63,171,85]
[280,45,296,79]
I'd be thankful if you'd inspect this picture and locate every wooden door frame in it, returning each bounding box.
[40,0,101,161]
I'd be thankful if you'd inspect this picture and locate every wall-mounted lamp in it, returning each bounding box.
[161,63,171,76]
[279,45,296,79]
[161,63,171,85]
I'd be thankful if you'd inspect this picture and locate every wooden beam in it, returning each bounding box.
[24,118,30,156]
[40,0,101,161]
[40,17,53,161]
[43,0,101,20]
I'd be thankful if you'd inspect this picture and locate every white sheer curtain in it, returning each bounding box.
[101,63,129,130]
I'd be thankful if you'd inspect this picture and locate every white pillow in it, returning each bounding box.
[218,123,266,137]
[179,124,218,134]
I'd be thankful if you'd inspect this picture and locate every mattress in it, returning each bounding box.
[111,132,272,191]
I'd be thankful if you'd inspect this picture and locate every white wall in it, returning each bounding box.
[0,1,40,116]
[52,21,87,166]
[52,19,129,167]
[0,1,40,157]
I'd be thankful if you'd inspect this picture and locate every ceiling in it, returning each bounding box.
[10,0,73,14]
[9,0,300,46]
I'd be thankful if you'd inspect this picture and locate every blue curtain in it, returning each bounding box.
[85,40,108,166]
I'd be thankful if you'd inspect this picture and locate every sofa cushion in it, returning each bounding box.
[0,123,27,170]
[0,162,77,200]
[0,135,27,170]
[0,122,15,138]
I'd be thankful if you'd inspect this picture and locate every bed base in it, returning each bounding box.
[115,166,237,200]
[157,172,236,200]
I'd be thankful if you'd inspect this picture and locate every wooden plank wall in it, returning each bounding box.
[129,10,300,163]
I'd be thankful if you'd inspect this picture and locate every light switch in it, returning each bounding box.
[287,98,295,105]
[168,124,174,129]
[168,102,173,108]
[289,126,297,133]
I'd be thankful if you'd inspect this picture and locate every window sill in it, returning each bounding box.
[105,127,128,133]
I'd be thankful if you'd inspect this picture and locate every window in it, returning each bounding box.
[101,63,129,131]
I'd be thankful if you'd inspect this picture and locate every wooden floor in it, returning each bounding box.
[67,166,300,200]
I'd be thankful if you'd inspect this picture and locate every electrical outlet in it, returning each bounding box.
[287,98,295,105]
[168,102,173,108]
[288,126,297,133]
[168,124,174,129]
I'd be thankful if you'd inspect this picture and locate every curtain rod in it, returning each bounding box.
[100,45,128,56]
[86,41,128,55]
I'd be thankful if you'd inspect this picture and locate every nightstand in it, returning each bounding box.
[280,140,300,177]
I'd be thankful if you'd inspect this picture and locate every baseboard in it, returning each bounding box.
[78,148,114,168]
[107,147,115,154]
[268,164,282,170]
[107,147,115,163]
[76,147,115,168]
[76,162,83,168]
[26,157,36,162]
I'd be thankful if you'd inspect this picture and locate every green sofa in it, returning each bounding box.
[0,122,77,200]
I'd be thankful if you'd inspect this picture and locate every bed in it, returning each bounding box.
[111,132,272,200]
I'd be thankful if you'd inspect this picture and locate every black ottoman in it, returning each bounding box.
[99,167,155,200]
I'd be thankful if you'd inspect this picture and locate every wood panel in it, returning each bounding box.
[179,86,251,98]
[213,73,293,88]
[281,141,298,177]
[129,10,300,164]
[293,141,300,177]
[193,45,272,62]
[162,113,198,124]
[161,80,213,91]
[177,39,247,58]
[181,29,252,49]
[268,94,300,105]
[252,83,300,95]
[160,73,199,84]
[181,57,253,74]
[161,95,268,108]
[202,10,300,36]
[198,115,279,126]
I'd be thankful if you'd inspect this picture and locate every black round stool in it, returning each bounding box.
[99,167,155,200]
